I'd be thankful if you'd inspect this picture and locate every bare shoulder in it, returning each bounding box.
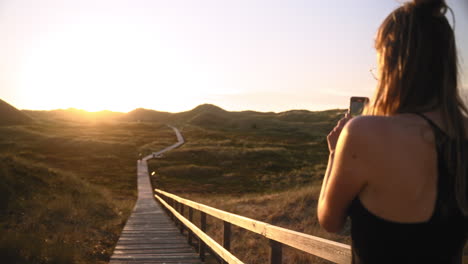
[342,114,429,148]
[343,115,394,139]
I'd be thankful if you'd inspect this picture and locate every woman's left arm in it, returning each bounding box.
[318,117,370,233]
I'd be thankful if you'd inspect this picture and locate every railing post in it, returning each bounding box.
[170,198,175,221]
[188,207,193,245]
[179,204,185,234]
[165,196,173,219]
[223,221,231,250]
[175,201,180,228]
[199,212,207,262]
[222,221,231,264]
[269,239,282,264]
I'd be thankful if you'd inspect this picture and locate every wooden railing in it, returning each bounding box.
[154,189,351,264]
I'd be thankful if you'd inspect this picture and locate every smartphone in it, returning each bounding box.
[349,97,369,117]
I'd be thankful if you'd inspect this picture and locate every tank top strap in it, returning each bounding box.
[412,113,447,142]
[413,113,453,222]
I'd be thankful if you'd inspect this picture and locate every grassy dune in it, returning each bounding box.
[147,108,347,263]
[0,120,176,263]
[1,105,344,263]
[148,115,339,194]
[0,155,125,263]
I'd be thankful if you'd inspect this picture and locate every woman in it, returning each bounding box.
[317,0,468,263]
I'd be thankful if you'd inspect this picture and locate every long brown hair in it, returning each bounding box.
[366,0,468,216]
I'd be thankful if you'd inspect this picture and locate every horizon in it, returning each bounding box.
[1,0,468,113]
[16,102,347,114]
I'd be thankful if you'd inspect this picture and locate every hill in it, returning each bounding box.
[122,104,228,124]
[123,108,172,122]
[0,99,32,126]
[147,108,345,195]
[174,104,229,127]
[0,155,122,263]
[146,108,348,263]
[179,104,227,117]
[164,104,344,132]
[22,103,345,129]
[0,120,177,263]
[23,108,125,123]
[5,103,349,263]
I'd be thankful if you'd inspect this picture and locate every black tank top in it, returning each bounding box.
[348,113,468,264]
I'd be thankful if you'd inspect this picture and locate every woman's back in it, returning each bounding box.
[348,112,468,263]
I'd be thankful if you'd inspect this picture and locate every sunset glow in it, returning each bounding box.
[1,0,467,112]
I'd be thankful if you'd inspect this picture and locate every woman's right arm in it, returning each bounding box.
[318,117,371,233]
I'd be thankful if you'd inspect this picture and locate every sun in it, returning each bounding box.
[14,22,215,113]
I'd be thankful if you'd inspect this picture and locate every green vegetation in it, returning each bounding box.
[1,102,347,263]
[148,106,344,194]
[0,115,176,263]
[145,106,348,263]
[0,155,121,263]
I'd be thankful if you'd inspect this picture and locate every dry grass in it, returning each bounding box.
[145,110,348,263]
[0,120,176,263]
[148,122,335,194]
[1,107,345,263]
[0,155,125,263]
[173,185,349,264]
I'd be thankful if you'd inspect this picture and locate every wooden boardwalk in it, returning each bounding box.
[110,127,201,264]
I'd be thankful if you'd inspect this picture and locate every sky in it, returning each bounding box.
[1,0,467,113]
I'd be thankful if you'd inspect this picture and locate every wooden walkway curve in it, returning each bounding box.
[110,126,201,264]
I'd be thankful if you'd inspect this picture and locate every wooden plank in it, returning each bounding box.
[116,240,183,244]
[112,258,201,262]
[113,249,195,254]
[120,229,180,232]
[118,238,186,241]
[112,259,202,264]
[155,194,244,264]
[112,253,200,258]
[113,250,194,254]
[120,229,176,231]
[155,189,351,264]
[115,244,193,250]
[120,229,177,232]
[118,233,185,237]
[119,227,177,230]
[122,226,175,229]
[120,233,186,236]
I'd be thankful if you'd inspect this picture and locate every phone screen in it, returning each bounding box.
[349,97,369,117]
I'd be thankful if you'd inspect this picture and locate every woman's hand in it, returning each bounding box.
[327,113,351,153]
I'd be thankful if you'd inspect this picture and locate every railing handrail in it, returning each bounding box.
[154,192,244,264]
[154,188,351,264]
